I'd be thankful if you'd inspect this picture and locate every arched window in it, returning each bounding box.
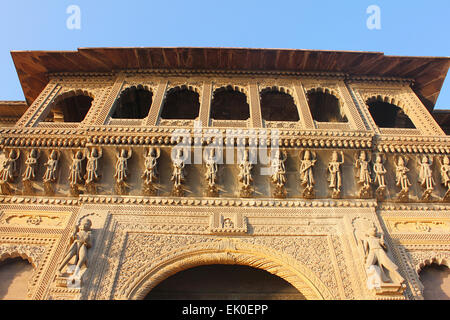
[366,98,416,129]
[419,263,450,300]
[210,86,250,120]
[260,88,299,122]
[0,257,34,300]
[44,91,93,122]
[306,89,347,123]
[112,86,153,119]
[160,87,200,120]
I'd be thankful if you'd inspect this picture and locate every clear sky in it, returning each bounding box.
[1,0,449,109]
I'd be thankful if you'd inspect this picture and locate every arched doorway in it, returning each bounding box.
[0,257,34,300]
[144,264,305,300]
[419,263,450,300]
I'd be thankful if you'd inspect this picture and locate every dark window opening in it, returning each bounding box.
[306,90,347,122]
[260,90,299,122]
[44,94,93,122]
[211,87,250,120]
[366,100,416,129]
[112,87,153,119]
[160,87,200,120]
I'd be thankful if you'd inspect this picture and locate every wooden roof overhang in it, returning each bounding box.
[10,47,450,110]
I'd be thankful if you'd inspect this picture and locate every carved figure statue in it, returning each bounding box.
[0,149,19,183]
[171,148,186,188]
[114,148,132,184]
[440,156,450,190]
[22,149,39,181]
[57,219,93,279]
[142,147,160,184]
[361,226,405,286]
[68,150,86,186]
[418,155,434,191]
[222,218,234,229]
[373,154,387,189]
[395,156,411,192]
[85,147,102,185]
[355,151,372,188]
[328,151,344,197]
[205,148,218,188]
[270,149,287,188]
[238,150,253,188]
[43,150,60,182]
[299,150,316,189]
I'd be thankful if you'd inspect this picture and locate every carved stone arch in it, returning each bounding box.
[53,89,96,104]
[416,256,450,274]
[364,94,416,129]
[119,84,154,97]
[210,85,251,120]
[305,86,348,123]
[260,85,294,97]
[166,84,202,95]
[213,84,249,100]
[120,240,334,300]
[0,244,46,269]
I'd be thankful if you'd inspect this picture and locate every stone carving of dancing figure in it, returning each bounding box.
[355,151,372,199]
[418,156,434,201]
[43,150,59,195]
[439,156,450,201]
[372,154,387,200]
[0,149,19,183]
[85,147,102,186]
[362,227,405,290]
[299,150,316,199]
[270,149,287,198]
[57,219,93,283]
[142,147,160,196]
[114,148,132,194]
[328,151,344,198]
[0,149,20,195]
[43,150,60,183]
[171,148,186,196]
[22,149,39,182]
[205,148,219,197]
[238,149,253,197]
[395,155,410,201]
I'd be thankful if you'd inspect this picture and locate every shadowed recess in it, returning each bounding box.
[112,86,153,119]
[260,89,299,122]
[210,87,250,120]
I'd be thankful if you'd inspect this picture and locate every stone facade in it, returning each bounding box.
[0,47,449,300]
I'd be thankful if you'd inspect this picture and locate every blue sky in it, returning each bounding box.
[1,1,449,109]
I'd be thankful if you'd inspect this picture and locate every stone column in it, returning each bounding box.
[248,82,263,128]
[198,81,213,127]
[145,80,168,126]
[91,73,126,125]
[293,83,315,129]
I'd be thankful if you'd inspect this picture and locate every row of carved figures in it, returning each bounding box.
[0,148,449,201]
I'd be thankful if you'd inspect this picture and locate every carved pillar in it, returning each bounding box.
[198,81,213,127]
[337,82,367,131]
[293,83,315,129]
[90,73,125,125]
[248,82,263,128]
[16,80,61,127]
[145,80,168,126]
